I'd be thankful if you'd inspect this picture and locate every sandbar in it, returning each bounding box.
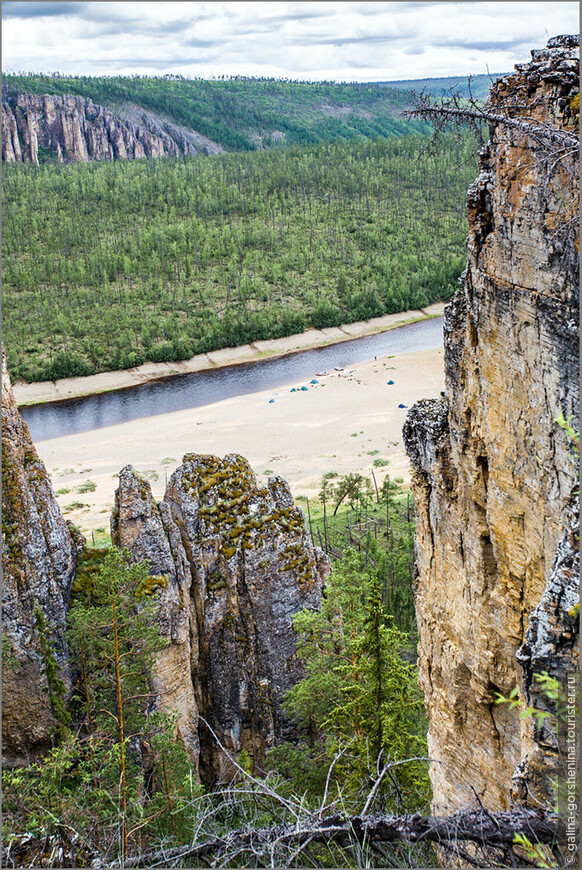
[34,345,445,537]
[13,303,445,406]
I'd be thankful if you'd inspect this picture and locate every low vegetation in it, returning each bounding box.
[2,475,428,865]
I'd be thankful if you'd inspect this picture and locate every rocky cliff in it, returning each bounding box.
[1,348,78,765]
[2,352,327,776]
[2,92,223,164]
[403,35,579,814]
[112,456,328,784]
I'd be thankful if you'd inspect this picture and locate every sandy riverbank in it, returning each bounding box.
[34,345,445,538]
[13,303,445,407]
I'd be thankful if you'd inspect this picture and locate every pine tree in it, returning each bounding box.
[278,549,430,812]
[67,547,188,859]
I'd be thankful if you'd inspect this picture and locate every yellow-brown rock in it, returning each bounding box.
[403,35,579,814]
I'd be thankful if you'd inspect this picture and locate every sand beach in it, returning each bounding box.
[32,344,445,537]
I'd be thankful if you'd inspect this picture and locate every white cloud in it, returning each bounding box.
[2,1,579,81]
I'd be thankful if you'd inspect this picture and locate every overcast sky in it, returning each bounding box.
[2,1,579,82]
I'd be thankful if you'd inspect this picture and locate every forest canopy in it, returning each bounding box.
[2,132,477,381]
[2,73,428,152]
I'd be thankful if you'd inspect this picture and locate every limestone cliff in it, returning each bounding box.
[112,454,329,784]
[1,348,77,765]
[403,35,579,814]
[2,92,223,164]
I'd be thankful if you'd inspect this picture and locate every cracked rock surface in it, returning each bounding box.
[403,36,579,813]
[2,92,223,164]
[2,347,77,766]
[112,454,329,784]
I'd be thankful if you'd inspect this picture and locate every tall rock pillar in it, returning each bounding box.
[2,348,77,765]
[403,36,579,813]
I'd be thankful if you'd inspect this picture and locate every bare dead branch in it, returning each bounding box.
[404,102,579,149]
[121,807,566,867]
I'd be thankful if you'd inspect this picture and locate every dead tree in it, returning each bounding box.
[121,806,567,868]
[402,80,579,266]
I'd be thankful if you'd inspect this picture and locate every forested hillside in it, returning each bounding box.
[2,73,428,153]
[3,133,477,382]
[378,72,506,99]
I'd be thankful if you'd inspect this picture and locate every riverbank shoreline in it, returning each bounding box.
[34,345,446,536]
[13,303,445,407]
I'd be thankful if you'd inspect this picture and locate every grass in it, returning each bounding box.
[64,501,87,512]
[75,480,97,493]
[136,469,160,481]
[305,487,413,561]
[85,528,112,548]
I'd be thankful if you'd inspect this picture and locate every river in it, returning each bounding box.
[22,316,443,442]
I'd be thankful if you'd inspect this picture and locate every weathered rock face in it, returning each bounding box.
[112,454,329,784]
[1,92,223,164]
[1,348,77,766]
[403,35,579,814]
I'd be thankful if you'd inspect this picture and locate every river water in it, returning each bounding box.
[22,316,443,442]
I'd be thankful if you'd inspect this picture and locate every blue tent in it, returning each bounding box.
[387,380,394,385]
[301,386,309,392]
[290,388,297,392]
[269,399,275,403]
[310,379,319,384]
[398,403,407,409]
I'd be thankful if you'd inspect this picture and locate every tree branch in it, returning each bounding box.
[121,807,566,867]
[403,103,579,149]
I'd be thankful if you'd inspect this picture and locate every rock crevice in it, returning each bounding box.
[403,36,579,813]
[1,348,77,766]
[2,91,223,164]
[112,454,329,784]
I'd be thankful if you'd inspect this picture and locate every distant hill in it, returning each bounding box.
[2,74,429,159]
[376,72,508,100]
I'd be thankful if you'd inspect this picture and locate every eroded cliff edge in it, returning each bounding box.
[2,91,223,164]
[112,454,329,784]
[1,349,77,765]
[403,35,579,813]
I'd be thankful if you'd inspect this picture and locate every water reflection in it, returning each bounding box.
[22,317,443,442]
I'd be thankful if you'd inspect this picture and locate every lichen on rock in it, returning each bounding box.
[112,453,329,785]
[2,347,77,766]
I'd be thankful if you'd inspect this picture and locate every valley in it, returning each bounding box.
[30,345,446,539]
[1,19,579,869]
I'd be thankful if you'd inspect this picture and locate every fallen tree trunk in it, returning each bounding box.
[121,807,565,867]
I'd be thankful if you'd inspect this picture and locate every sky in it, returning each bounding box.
[2,1,579,83]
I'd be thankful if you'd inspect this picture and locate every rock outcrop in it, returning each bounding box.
[112,454,329,784]
[403,35,579,814]
[2,337,327,774]
[2,92,223,164]
[1,348,77,766]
